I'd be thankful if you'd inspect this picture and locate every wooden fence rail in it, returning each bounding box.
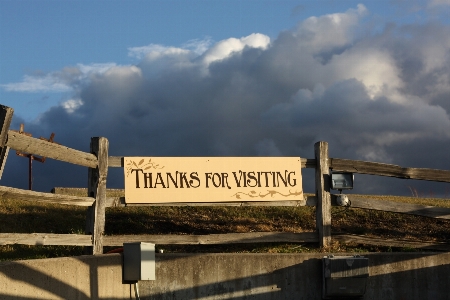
[330,158,450,183]
[3,232,450,252]
[6,130,98,168]
[1,104,450,254]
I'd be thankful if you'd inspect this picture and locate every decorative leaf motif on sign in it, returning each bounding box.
[231,190,302,199]
[125,158,165,177]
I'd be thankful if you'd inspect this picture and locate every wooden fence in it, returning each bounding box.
[1,105,450,254]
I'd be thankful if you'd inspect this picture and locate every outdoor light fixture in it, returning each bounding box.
[331,171,354,191]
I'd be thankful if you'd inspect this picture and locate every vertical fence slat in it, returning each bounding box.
[315,141,331,248]
[84,137,109,255]
[0,105,13,179]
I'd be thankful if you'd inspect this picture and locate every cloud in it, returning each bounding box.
[428,0,450,7]
[1,63,116,93]
[182,37,214,55]
[255,139,283,156]
[128,44,191,60]
[1,74,73,93]
[127,37,213,63]
[61,99,83,114]
[200,33,270,66]
[292,4,367,53]
[2,5,450,196]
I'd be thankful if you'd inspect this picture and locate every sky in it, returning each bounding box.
[1,0,450,197]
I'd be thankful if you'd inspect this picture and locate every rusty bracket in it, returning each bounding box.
[13,124,57,163]
[12,123,58,190]
[10,123,32,136]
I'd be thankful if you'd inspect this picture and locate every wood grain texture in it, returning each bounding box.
[0,106,13,179]
[0,106,13,147]
[3,232,448,251]
[102,232,318,246]
[330,158,450,182]
[85,137,108,255]
[0,233,92,246]
[108,156,123,167]
[315,141,331,247]
[0,146,10,180]
[333,234,450,251]
[6,130,98,168]
[0,185,94,206]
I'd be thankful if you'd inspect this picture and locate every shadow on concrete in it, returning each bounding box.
[364,253,450,300]
[0,261,90,300]
[1,252,450,299]
[0,254,131,300]
[135,252,450,300]
[139,255,322,300]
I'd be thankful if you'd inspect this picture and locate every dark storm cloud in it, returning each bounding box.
[2,5,450,196]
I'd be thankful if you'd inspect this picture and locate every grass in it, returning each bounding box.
[1,189,450,261]
[351,193,450,208]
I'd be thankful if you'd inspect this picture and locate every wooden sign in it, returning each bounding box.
[124,157,303,203]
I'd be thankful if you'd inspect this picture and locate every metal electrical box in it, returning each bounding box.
[323,255,369,299]
[123,242,155,281]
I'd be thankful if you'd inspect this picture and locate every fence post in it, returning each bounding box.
[315,141,331,248]
[0,105,14,179]
[84,137,109,255]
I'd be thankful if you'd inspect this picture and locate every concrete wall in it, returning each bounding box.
[0,254,130,300]
[1,252,450,299]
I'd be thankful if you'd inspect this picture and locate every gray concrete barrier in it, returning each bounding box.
[1,252,450,299]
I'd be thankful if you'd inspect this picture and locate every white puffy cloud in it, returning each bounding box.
[103,65,142,79]
[2,5,450,196]
[200,33,270,66]
[327,46,403,100]
[292,4,367,53]
[61,98,83,114]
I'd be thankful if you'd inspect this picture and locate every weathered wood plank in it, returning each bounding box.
[108,156,123,167]
[346,195,450,219]
[0,106,13,179]
[3,232,447,251]
[0,185,94,206]
[102,232,318,246]
[330,158,450,183]
[6,130,98,168]
[302,158,316,169]
[0,233,92,246]
[315,141,331,248]
[85,137,108,255]
[333,234,450,251]
[0,106,13,148]
[108,156,317,169]
[0,145,10,180]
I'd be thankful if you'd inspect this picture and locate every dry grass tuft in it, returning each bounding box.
[1,189,450,260]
